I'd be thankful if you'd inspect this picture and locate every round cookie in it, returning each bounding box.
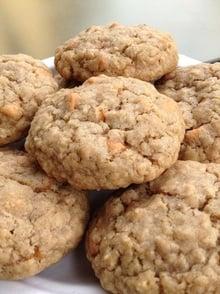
[0,54,58,145]
[26,75,185,190]
[86,160,220,294]
[55,23,178,82]
[156,63,220,163]
[0,149,89,280]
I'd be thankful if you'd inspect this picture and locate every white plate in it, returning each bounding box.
[0,54,200,294]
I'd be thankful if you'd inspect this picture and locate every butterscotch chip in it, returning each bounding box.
[95,107,106,122]
[0,54,58,145]
[0,104,23,120]
[0,149,89,280]
[156,63,220,163]
[107,139,126,154]
[55,23,178,82]
[65,93,79,111]
[86,160,220,294]
[26,75,184,190]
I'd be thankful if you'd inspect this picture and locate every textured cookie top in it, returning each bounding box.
[55,23,178,82]
[86,161,220,294]
[0,54,58,145]
[0,149,89,280]
[156,63,220,163]
[26,75,184,190]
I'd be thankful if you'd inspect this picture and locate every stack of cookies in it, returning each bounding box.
[0,23,220,293]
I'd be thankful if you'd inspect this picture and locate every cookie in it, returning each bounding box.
[0,149,89,280]
[156,63,220,163]
[55,23,178,82]
[86,160,220,294]
[26,75,184,190]
[0,54,58,145]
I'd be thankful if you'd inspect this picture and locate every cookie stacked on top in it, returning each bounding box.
[0,22,220,292]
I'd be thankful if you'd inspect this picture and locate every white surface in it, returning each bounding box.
[0,55,200,294]
[0,249,104,294]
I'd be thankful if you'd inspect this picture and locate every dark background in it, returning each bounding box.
[0,0,219,61]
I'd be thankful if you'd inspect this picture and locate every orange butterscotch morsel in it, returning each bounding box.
[36,67,53,77]
[0,104,23,120]
[65,93,80,111]
[95,107,106,122]
[184,129,200,143]
[107,138,126,154]
[86,234,99,257]
[84,76,100,85]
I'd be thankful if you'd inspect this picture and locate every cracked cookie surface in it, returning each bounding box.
[0,149,89,280]
[55,23,178,82]
[0,54,58,145]
[26,75,184,190]
[86,160,220,294]
[156,63,220,163]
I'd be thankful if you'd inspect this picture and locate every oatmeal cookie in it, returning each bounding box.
[55,23,178,82]
[26,75,184,190]
[0,54,58,145]
[0,149,89,280]
[156,63,220,163]
[86,160,220,294]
